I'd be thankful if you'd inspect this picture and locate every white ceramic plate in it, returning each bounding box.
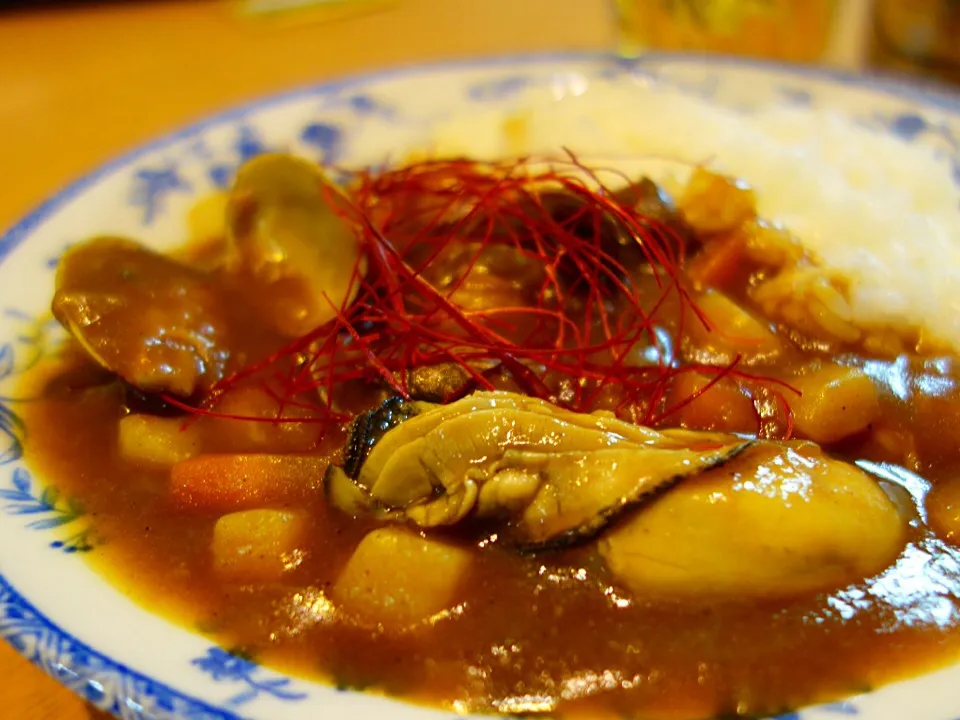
[1,54,959,720]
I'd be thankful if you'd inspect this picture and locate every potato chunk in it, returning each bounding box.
[600,443,904,599]
[791,365,881,444]
[333,526,472,630]
[212,509,310,582]
[685,290,782,365]
[119,414,201,466]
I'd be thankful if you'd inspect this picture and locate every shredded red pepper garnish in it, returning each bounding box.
[171,154,797,438]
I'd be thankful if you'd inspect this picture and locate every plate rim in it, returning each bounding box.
[1,50,959,720]
[0,573,241,720]
[3,49,960,264]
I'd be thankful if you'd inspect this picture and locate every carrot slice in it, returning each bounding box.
[170,453,328,513]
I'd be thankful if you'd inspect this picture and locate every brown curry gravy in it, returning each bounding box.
[17,347,960,719]
[18,186,960,719]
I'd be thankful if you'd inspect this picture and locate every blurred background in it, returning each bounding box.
[0,0,957,234]
[0,1,957,719]
[614,0,960,81]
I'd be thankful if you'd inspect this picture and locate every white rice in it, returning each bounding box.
[420,83,960,348]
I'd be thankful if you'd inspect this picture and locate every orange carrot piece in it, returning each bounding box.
[170,453,328,513]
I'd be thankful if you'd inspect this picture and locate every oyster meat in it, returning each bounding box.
[599,441,906,598]
[325,391,750,547]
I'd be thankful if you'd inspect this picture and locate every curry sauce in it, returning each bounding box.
[17,154,960,719]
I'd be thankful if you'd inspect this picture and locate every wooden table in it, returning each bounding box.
[0,2,609,717]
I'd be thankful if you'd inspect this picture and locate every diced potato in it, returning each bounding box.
[199,387,318,454]
[171,453,327,513]
[119,414,201,466]
[791,365,881,444]
[333,526,472,630]
[600,443,904,599]
[685,290,782,364]
[679,168,756,235]
[665,371,756,434]
[212,509,311,582]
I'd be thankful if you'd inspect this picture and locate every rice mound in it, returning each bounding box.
[422,82,960,350]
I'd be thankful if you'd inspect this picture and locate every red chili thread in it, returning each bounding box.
[178,155,796,437]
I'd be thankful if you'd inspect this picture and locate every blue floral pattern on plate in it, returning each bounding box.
[207,125,273,189]
[1,467,93,553]
[130,165,193,225]
[192,649,306,707]
[0,573,232,720]
[0,345,22,465]
[0,53,958,720]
